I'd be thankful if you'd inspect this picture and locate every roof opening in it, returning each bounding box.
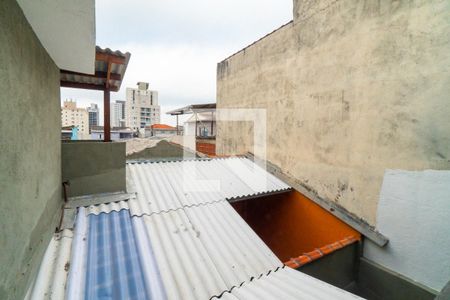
[231,190,362,291]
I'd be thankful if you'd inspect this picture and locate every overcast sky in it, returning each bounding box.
[61,0,292,125]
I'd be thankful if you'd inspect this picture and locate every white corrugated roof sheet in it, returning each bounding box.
[25,230,73,300]
[132,202,282,299]
[26,158,363,299]
[126,157,291,216]
[217,267,362,300]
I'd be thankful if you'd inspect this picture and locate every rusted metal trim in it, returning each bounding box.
[103,88,111,142]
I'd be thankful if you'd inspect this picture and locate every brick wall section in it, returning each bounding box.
[196,142,216,157]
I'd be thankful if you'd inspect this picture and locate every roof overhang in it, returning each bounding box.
[60,47,131,92]
[17,0,96,74]
[167,103,216,115]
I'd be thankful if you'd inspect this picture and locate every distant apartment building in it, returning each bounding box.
[126,82,160,131]
[61,100,89,139]
[110,100,126,127]
[86,103,99,128]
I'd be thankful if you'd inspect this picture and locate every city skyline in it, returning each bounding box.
[60,0,292,126]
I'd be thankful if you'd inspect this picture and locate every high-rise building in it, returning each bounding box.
[125,82,160,130]
[86,103,99,129]
[61,100,89,139]
[110,100,126,127]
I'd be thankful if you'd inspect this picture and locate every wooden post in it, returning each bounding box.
[195,112,198,138]
[176,115,179,135]
[211,111,214,137]
[104,88,111,142]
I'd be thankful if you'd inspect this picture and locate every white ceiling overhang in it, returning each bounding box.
[17,0,96,74]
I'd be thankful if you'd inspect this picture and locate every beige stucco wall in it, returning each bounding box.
[217,0,450,225]
[0,0,62,298]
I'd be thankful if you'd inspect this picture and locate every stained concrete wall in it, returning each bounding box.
[0,0,62,298]
[62,141,126,197]
[216,0,450,225]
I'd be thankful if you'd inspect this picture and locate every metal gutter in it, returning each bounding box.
[245,153,389,247]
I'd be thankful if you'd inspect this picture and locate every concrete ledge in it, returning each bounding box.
[358,257,438,300]
[297,242,359,290]
[62,141,126,197]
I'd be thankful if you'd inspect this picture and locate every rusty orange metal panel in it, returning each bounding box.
[231,190,361,262]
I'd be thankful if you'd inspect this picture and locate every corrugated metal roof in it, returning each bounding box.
[85,200,129,216]
[217,267,362,300]
[130,202,282,299]
[183,201,281,286]
[27,158,362,300]
[126,157,291,216]
[133,210,228,299]
[166,103,216,115]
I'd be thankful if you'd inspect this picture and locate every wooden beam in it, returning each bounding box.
[106,61,112,89]
[60,81,105,91]
[245,153,390,247]
[211,111,214,136]
[104,88,111,142]
[95,52,126,65]
[60,81,119,92]
[60,70,122,81]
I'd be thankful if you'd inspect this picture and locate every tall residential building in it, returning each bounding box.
[110,100,126,127]
[86,103,99,129]
[61,100,89,139]
[126,82,160,130]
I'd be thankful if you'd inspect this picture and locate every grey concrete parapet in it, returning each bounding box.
[62,141,126,197]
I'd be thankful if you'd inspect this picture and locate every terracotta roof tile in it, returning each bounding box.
[284,235,359,268]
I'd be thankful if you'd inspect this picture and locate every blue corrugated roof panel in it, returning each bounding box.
[84,210,151,300]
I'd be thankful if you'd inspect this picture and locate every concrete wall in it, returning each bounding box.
[0,0,62,298]
[364,170,450,292]
[299,244,358,291]
[62,141,126,197]
[358,258,437,300]
[16,0,95,74]
[216,0,450,225]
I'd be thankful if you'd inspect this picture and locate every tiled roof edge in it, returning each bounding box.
[284,236,359,269]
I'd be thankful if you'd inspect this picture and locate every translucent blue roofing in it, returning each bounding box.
[84,210,150,300]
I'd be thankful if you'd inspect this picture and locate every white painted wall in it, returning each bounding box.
[364,170,450,292]
[17,0,95,74]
